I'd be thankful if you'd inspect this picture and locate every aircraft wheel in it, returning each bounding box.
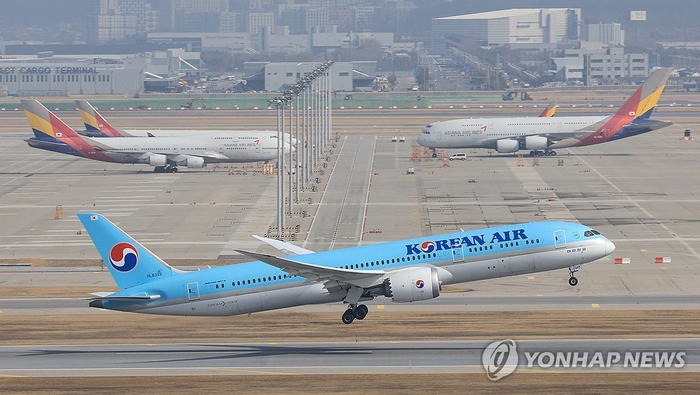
[432,152,437,158]
[550,150,557,156]
[568,276,578,287]
[530,150,536,157]
[172,167,179,173]
[342,309,355,324]
[354,304,368,320]
[154,166,164,173]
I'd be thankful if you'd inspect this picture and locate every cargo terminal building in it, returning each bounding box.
[0,55,143,96]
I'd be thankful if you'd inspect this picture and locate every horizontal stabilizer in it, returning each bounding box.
[625,120,673,131]
[235,249,384,285]
[89,292,161,301]
[252,235,315,256]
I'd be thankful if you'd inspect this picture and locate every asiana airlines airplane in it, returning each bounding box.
[22,99,291,173]
[417,68,672,157]
[74,99,298,147]
[78,212,615,324]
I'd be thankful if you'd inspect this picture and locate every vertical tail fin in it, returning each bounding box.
[77,213,183,290]
[538,101,557,117]
[75,100,128,137]
[574,68,672,146]
[21,99,83,141]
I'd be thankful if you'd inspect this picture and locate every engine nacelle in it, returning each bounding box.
[178,156,205,168]
[142,154,167,167]
[496,139,519,153]
[386,267,440,303]
[524,135,549,149]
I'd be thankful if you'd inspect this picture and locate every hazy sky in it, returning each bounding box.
[1,0,697,35]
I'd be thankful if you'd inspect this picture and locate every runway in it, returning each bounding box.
[1,339,699,377]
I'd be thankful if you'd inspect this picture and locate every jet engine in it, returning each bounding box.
[177,156,205,168]
[141,154,167,167]
[384,267,440,303]
[496,139,519,153]
[524,136,549,149]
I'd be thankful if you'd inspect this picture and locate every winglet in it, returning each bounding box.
[77,213,185,290]
[574,68,672,146]
[252,235,315,256]
[75,100,130,137]
[538,101,557,117]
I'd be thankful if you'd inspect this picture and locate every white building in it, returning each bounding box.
[431,8,581,52]
[0,56,142,96]
[587,23,625,46]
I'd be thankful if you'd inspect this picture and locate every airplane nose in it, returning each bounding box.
[605,238,616,255]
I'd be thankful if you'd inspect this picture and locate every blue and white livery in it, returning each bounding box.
[78,213,615,324]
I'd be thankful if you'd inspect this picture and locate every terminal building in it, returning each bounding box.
[0,56,142,96]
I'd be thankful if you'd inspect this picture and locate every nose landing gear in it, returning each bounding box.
[568,264,581,286]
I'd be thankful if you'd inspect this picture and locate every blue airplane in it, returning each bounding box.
[78,212,615,324]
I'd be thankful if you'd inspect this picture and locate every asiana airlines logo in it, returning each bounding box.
[405,229,528,255]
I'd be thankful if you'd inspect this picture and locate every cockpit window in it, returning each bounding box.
[584,229,601,237]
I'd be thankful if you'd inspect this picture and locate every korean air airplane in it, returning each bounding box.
[22,99,290,173]
[78,212,615,324]
[74,99,299,147]
[417,68,672,157]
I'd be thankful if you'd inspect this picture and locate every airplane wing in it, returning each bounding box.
[235,249,385,288]
[252,235,315,256]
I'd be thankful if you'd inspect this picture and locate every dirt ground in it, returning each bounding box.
[2,373,700,395]
[3,310,700,345]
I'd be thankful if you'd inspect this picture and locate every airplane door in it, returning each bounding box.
[234,293,263,313]
[187,282,200,301]
[510,253,535,274]
[452,246,465,263]
[554,230,566,249]
[498,257,512,276]
[174,145,179,154]
[436,131,442,142]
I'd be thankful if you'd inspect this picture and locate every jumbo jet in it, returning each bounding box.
[78,212,614,324]
[417,68,673,157]
[74,100,299,146]
[22,99,291,173]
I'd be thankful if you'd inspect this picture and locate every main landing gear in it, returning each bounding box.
[432,148,438,158]
[530,149,557,157]
[568,264,581,286]
[342,304,369,324]
[154,165,178,173]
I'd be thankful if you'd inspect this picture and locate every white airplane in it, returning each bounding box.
[417,68,673,157]
[74,99,298,146]
[78,212,614,324]
[23,99,291,173]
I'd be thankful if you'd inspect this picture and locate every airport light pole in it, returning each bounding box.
[267,61,333,239]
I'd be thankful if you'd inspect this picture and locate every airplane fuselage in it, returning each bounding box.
[417,115,607,149]
[91,221,614,316]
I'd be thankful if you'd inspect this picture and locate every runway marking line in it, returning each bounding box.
[527,276,535,280]
[377,305,385,309]
[536,294,544,297]
[0,374,25,378]
[591,303,600,308]
[208,367,295,376]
